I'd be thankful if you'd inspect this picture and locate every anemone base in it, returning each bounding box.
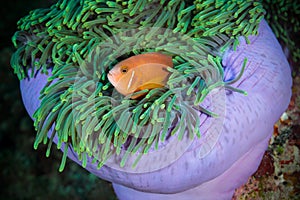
[113,135,270,200]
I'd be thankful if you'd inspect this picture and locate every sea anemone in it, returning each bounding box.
[11,0,292,199]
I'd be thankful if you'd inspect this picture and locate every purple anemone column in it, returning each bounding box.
[20,20,292,200]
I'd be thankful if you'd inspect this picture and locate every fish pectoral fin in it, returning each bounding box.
[129,83,164,99]
[137,83,164,91]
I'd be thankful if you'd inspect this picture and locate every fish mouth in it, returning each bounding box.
[107,72,116,86]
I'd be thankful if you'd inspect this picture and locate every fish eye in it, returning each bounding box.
[120,66,128,74]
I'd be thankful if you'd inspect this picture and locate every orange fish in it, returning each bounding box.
[107,52,173,99]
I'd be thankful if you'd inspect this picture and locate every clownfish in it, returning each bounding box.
[107,52,173,99]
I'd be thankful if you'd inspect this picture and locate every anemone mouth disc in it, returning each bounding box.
[11,0,265,172]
